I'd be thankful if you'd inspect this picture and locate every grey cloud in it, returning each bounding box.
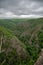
[0,0,43,17]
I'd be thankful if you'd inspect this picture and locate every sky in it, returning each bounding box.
[0,0,43,18]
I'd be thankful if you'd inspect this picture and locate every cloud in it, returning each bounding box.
[34,7,43,12]
[0,8,18,18]
[0,0,43,18]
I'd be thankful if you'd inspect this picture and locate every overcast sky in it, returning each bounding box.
[0,0,43,18]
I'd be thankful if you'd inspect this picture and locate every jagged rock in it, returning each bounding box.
[34,49,43,65]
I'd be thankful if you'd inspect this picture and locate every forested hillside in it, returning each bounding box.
[0,18,43,65]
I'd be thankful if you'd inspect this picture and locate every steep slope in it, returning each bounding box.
[0,18,43,65]
[0,26,30,65]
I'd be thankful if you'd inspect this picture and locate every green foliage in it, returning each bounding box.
[0,18,43,65]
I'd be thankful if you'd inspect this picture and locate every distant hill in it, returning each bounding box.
[0,18,43,65]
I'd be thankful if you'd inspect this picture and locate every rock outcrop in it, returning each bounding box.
[34,49,43,65]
